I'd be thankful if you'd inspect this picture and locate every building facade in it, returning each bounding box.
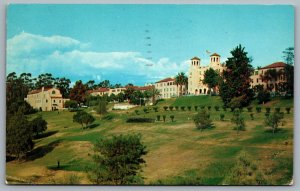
[25,87,69,111]
[155,77,184,99]
[250,62,287,92]
[188,53,225,95]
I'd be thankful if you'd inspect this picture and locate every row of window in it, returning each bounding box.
[157,81,175,87]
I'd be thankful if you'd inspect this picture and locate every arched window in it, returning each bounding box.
[52,90,55,94]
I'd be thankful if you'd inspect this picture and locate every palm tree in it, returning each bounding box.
[175,72,188,96]
[148,88,161,105]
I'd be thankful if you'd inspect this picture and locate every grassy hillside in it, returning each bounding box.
[6,96,294,185]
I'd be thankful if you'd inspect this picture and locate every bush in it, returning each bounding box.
[102,114,114,121]
[163,106,168,111]
[200,105,205,109]
[275,107,280,113]
[169,106,174,111]
[175,106,179,111]
[230,107,235,112]
[88,134,147,184]
[162,115,166,122]
[220,114,225,121]
[285,107,291,114]
[153,107,158,112]
[239,107,243,112]
[231,111,245,133]
[180,106,185,111]
[156,115,161,121]
[265,113,270,117]
[265,107,271,113]
[250,113,254,120]
[193,109,213,131]
[256,107,262,113]
[135,110,139,115]
[214,106,220,111]
[194,106,198,111]
[73,111,95,128]
[97,99,107,115]
[170,115,174,122]
[31,115,47,137]
[143,108,148,113]
[126,117,154,123]
[257,90,270,104]
[207,106,211,111]
[222,106,227,111]
[247,107,252,112]
[65,100,78,109]
[187,106,192,111]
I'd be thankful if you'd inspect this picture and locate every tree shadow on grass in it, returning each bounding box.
[33,130,59,139]
[83,123,99,130]
[26,139,62,161]
[264,128,288,134]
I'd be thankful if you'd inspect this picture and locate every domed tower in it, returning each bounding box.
[188,57,201,95]
[210,53,221,66]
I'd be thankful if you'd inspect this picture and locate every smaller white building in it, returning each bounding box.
[155,77,185,99]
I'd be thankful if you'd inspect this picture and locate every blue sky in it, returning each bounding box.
[7,4,294,86]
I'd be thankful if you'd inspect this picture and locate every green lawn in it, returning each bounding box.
[6,96,294,185]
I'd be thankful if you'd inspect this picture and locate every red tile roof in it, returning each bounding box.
[191,56,200,60]
[261,62,286,69]
[90,88,109,93]
[155,77,175,83]
[28,87,53,94]
[210,53,220,57]
[135,85,154,91]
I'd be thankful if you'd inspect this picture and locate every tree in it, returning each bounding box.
[88,134,147,185]
[97,98,107,115]
[175,72,188,96]
[35,73,55,89]
[31,115,47,137]
[98,80,111,88]
[69,80,87,104]
[124,85,136,103]
[65,100,78,109]
[231,111,245,134]
[265,112,284,134]
[148,88,161,105]
[6,111,34,159]
[73,111,95,128]
[203,68,220,95]
[117,92,125,102]
[54,77,71,98]
[220,45,254,107]
[257,90,270,104]
[193,109,213,131]
[283,47,294,96]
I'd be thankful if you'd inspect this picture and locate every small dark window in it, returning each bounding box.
[46,99,48,103]
[52,90,55,94]
[53,100,56,103]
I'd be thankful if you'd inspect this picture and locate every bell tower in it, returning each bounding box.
[210,53,221,66]
[189,57,201,94]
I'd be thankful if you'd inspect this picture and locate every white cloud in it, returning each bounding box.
[7,32,190,84]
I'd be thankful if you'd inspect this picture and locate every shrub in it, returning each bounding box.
[194,106,198,111]
[239,107,243,112]
[97,99,107,115]
[220,113,225,121]
[31,115,47,137]
[170,115,174,122]
[265,112,284,134]
[285,107,291,114]
[231,111,245,134]
[207,106,211,111]
[175,106,179,111]
[200,105,205,109]
[230,107,235,112]
[126,117,154,123]
[265,113,270,117]
[187,106,192,111]
[265,107,271,113]
[247,107,252,112]
[153,107,158,112]
[88,134,147,184]
[162,115,166,122]
[135,110,139,115]
[214,106,220,111]
[65,100,78,109]
[257,90,270,104]
[102,114,114,120]
[169,106,174,111]
[180,106,185,111]
[275,107,280,113]
[163,106,168,111]
[250,113,254,120]
[143,108,148,113]
[156,115,161,121]
[193,109,213,131]
[73,110,95,128]
[222,106,227,111]
[256,107,262,113]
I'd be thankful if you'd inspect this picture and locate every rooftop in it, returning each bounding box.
[28,87,53,94]
[191,56,200,60]
[210,53,220,57]
[261,62,287,69]
[155,77,175,83]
